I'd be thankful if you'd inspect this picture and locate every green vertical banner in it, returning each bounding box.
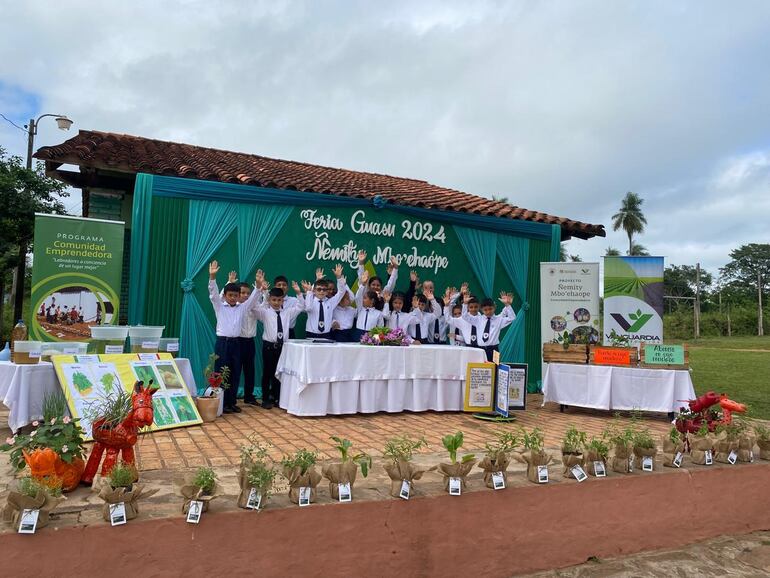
[30,214,125,342]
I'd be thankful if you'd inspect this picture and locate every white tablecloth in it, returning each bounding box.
[277,342,487,416]
[542,363,696,413]
[0,358,196,432]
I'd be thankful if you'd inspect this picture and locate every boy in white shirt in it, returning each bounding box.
[304,264,348,339]
[464,293,516,361]
[274,275,300,339]
[253,284,305,409]
[208,261,262,414]
[407,293,441,344]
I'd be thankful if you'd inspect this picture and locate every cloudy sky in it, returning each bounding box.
[1,1,769,277]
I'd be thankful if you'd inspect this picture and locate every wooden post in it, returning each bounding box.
[727,303,732,337]
[694,263,701,339]
[759,271,765,337]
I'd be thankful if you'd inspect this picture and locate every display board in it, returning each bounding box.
[540,262,600,346]
[463,362,496,412]
[507,363,528,410]
[52,352,201,441]
[30,213,125,342]
[495,364,510,417]
[603,256,664,346]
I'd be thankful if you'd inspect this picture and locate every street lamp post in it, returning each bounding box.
[10,113,73,324]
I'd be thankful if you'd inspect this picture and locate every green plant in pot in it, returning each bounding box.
[477,430,518,488]
[238,437,276,509]
[714,421,743,463]
[632,427,658,470]
[583,436,610,475]
[690,420,715,465]
[2,476,64,531]
[754,423,770,460]
[604,416,634,474]
[560,425,587,478]
[180,467,222,513]
[95,460,157,523]
[382,434,436,498]
[662,427,685,467]
[281,449,321,505]
[514,427,553,483]
[733,417,756,463]
[322,437,372,500]
[438,431,477,492]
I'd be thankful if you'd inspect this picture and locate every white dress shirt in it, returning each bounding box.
[463,306,516,346]
[304,278,347,334]
[333,305,357,330]
[220,286,261,338]
[408,308,438,341]
[254,298,305,343]
[208,280,261,338]
[381,303,415,331]
[357,265,398,293]
[282,294,300,329]
[355,306,384,331]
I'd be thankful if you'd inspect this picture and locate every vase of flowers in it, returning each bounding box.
[196,354,230,421]
[360,327,412,347]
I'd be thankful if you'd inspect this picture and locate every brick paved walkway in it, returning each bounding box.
[130,396,672,471]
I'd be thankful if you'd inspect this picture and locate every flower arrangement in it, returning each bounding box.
[360,326,412,347]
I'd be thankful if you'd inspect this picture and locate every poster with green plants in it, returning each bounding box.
[52,353,201,441]
[29,213,125,342]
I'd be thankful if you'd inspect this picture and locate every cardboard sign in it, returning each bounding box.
[246,488,262,510]
[399,480,410,500]
[643,344,685,366]
[298,487,311,507]
[338,483,352,502]
[728,450,737,465]
[186,500,203,523]
[571,465,588,482]
[448,477,462,496]
[492,471,505,490]
[495,364,510,418]
[642,456,654,471]
[537,465,549,483]
[673,452,683,468]
[110,502,127,526]
[463,362,495,412]
[18,509,39,534]
[592,347,632,366]
[593,461,606,477]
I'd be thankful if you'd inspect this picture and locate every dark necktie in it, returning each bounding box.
[318,298,325,331]
[455,327,461,341]
[470,325,477,345]
[364,309,369,329]
[483,317,492,342]
[276,310,284,342]
[415,318,422,340]
[433,319,440,342]
[395,312,400,328]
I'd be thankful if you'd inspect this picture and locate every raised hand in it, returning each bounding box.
[315,267,324,281]
[389,255,399,268]
[463,292,471,304]
[423,289,434,301]
[460,282,469,295]
[498,291,513,305]
[443,287,452,302]
[228,271,238,283]
[301,280,312,293]
[255,269,265,285]
[382,290,392,302]
[386,261,393,275]
[333,264,344,278]
[291,281,301,294]
[209,261,220,279]
[263,281,271,291]
[358,249,367,264]
[361,270,370,284]
[410,270,418,282]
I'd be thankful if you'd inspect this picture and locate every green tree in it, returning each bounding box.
[629,242,650,256]
[665,265,713,298]
[0,147,67,338]
[720,244,770,295]
[611,192,647,255]
[605,247,621,256]
[559,242,567,262]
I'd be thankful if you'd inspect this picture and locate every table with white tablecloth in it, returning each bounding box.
[542,362,696,414]
[0,358,196,432]
[277,342,487,416]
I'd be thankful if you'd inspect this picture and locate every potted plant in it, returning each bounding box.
[714,422,742,463]
[632,427,658,470]
[542,331,589,364]
[382,435,436,498]
[662,427,686,467]
[514,427,553,483]
[735,419,756,463]
[477,431,518,488]
[322,437,372,500]
[604,419,634,474]
[281,449,322,505]
[583,436,610,475]
[438,431,477,492]
[690,420,715,465]
[0,392,87,492]
[237,438,276,509]
[754,423,770,460]
[95,461,157,522]
[180,467,222,513]
[561,425,587,479]
[2,476,64,530]
[197,353,230,421]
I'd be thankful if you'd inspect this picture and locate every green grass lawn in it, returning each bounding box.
[684,336,770,420]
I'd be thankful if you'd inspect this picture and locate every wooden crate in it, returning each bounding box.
[543,343,588,364]
[639,344,689,370]
[589,345,639,367]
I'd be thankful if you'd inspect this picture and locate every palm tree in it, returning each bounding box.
[629,242,649,256]
[605,247,621,256]
[612,192,647,255]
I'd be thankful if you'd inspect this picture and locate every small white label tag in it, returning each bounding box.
[29,351,41,359]
[110,502,127,526]
[399,480,410,500]
[166,343,180,352]
[298,487,311,507]
[448,477,462,496]
[105,345,124,354]
[75,354,99,363]
[642,456,654,472]
[138,353,157,361]
[141,341,159,349]
[749,450,754,463]
[537,465,549,483]
[728,450,737,465]
[186,500,203,523]
[628,456,634,472]
[593,461,606,477]
[63,347,79,354]
[673,452,683,468]
[571,465,588,482]
[338,483,352,502]
[492,471,505,490]
[246,488,261,510]
[705,450,713,465]
[18,509,39,534]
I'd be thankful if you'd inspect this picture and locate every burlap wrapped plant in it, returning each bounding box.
[322,437,372,500]
[237,439,276,509]
[755,424,770,461]
[477,431,518,488]
[632,428,658,471]
[611,441,633,473]
[282,449,322,504]
[690,430,715,465]
[97,480,157,522]
[179,467,223,513]
[582,436,609,476]
[515,427,552,483]
[714,426,740,464]
[603,419,635,474]
[3,478,64,530]
[662,429,686,468]
[382,435,436,498]
[561,426,586,479]
[437,432,477,492]
[737,431,756,463]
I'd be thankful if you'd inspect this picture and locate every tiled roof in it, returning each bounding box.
[35,130,605,239]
